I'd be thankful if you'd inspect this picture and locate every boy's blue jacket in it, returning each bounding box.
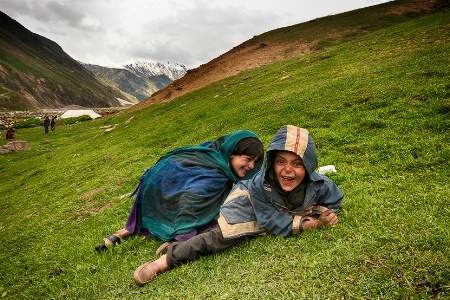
[218,125,343,238]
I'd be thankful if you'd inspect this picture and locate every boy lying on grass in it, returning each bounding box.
[133,125,344,286]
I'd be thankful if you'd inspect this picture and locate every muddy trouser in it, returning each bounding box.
[166,224,244,267]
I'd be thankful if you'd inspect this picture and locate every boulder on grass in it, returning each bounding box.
[0,140,31,154]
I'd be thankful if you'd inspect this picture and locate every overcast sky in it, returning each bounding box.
[2,0,391,69]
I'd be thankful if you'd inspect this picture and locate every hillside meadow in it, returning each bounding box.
[1,10,449,300]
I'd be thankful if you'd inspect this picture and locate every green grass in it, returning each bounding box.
[1,10,449,300]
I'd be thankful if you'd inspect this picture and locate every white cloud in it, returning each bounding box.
[79,15,101,30]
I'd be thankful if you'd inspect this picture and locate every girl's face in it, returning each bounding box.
[273,151,306,192]
[230,155,259,178]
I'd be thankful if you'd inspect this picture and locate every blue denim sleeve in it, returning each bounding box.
[315,176,344,211]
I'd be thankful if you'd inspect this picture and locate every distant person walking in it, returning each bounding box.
[51,116,57,131]
[43,116,50,134]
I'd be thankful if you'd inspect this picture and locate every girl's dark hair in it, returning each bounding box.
[232,137,264,161]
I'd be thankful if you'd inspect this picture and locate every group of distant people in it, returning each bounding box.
[44,115,57,134]
[3,115,58,140]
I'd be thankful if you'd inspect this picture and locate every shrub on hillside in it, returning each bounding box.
[60,115,92,125]
[13,118,44,129]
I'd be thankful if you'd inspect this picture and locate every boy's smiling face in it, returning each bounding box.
[273,151,306,192]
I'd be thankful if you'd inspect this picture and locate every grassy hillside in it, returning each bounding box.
[0,9,449,300]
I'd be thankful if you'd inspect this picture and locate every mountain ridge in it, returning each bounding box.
[0,11,139,110]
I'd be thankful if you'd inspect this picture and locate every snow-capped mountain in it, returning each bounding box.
[80,59,188,101]
[123,60,187,81]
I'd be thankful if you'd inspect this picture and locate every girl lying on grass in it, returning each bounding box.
[133,125,344,286]
[95,130,264,251]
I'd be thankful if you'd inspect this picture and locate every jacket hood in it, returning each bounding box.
[265,125,318,177]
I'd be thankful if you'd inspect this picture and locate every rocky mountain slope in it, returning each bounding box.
[0,11,138,111]
[134,0,446,110]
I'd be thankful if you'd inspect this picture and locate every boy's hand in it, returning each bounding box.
[318,209,339,226]
[301,209,339,231]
